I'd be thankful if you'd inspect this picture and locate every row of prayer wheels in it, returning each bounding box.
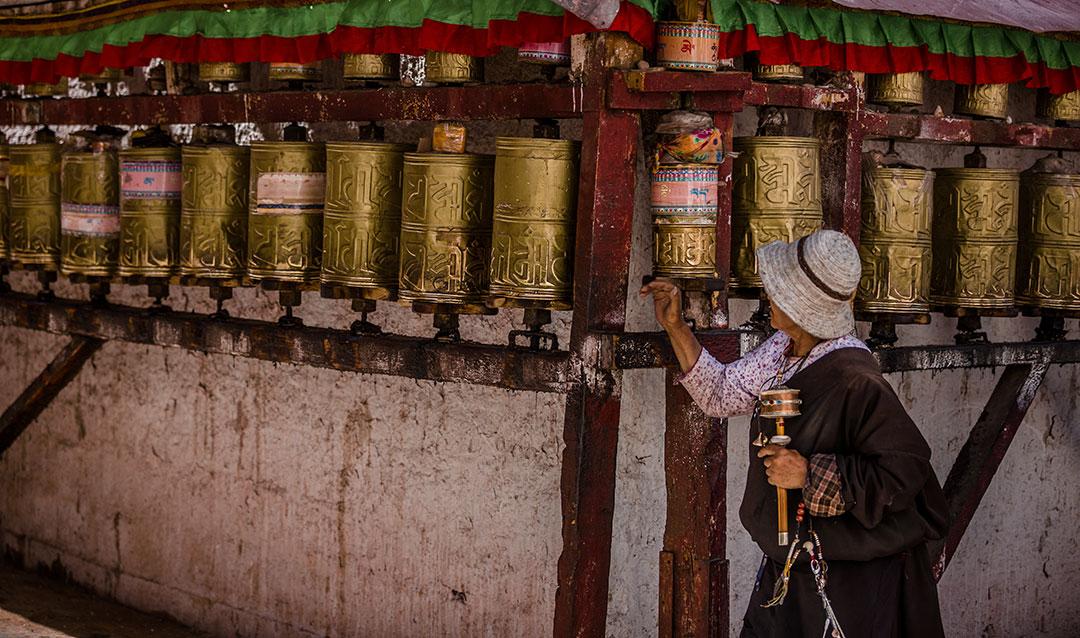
[0,128,579,341]
[866,72,1080,122]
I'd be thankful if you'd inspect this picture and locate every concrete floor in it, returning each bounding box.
[0,563,205,638]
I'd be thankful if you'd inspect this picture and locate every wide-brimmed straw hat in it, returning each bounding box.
[756,229,861,340]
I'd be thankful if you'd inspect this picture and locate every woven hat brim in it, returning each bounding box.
[756,240,855,340]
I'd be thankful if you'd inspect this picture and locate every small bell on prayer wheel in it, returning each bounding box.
[655,21,721,72]
[424,52,482,85]
[1037,89,1080,124]
[342,54,399,82]
[198,62,250,86]
[8,135,61,271]
[398,152,496,339]
[1016,155,1080,316]
[867,72,924,110]
[650,163,717,280]
[60,127,124,285]
[954,84,1009,120]
[753,63,804,83]
[930,159,1019,316]
[518,41,571,66]
[23,79,68,98]
[0,134,9,264]
[731,136,822,293]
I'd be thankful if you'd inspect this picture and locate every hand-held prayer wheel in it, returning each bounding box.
[268,62,323,83]
[118,147,182,278]
[518,41,571,65]
[758,386,802,546]
[954,84,1009,119]
[489,137,579,308]
[247,141,326,283]
[867,72,924,109]
[856,167,934,314]
[651,164,717,278]
[731,137,823,290]
[198,62,250,84]
[0,138,9,261]
[179,144,250,280]
[1016,157,1080,312]
[655,21,720,72]
[931,168,1019,309]
[8,142,61,268]
[424,52,482,84]
[342,54,398,81]
[321,142,408,292]
[1037,89,1080,123]
[61,140,121,277]
[398,153,494,307]
[754,63,804,83]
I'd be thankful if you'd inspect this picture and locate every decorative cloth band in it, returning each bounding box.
[796,236,849,301]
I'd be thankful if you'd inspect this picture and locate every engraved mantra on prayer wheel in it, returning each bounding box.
[118,147,182,278]
[8,143,61,268]
[954,84,1009,120]
[424,53,482,84]
[930,169,1019,309]
[321,142,408,292]
[655,21,720,72]
[61,149,120,277]
[1016,171,1080,312]
[268,62,322,82]
[342,54,398,81]
[0,142,8,261]
[198,63,250,83]
[398,153,494,306]
[179,145,250,280]
[489,137,579,308]
[248,142,326,283]
[731,137,822,289]
[1037,89,1080,123]
[650,163,717,279]
[754,64,803,83]
[867,72,924,108]
[856,168,934,314]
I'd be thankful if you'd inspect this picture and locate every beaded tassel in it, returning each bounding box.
[762,501,808,608]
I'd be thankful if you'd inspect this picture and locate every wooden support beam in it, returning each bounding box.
[661,371,728,637]
[0,336,103,457]
[861,111,1080,151]
[813,109,864,242]
[929,362,1049,580]
[874,340,1080,373]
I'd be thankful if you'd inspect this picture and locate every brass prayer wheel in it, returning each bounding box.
[78,68,123,83]
[179,144,250,280]
[856,167,934,314]
[867,72,924,109]
[954,83,1009,119]
[268,62,323,82]
[1016,162,1080,312]
[247,141,326,283]
[424,52,482,84]
[8,143,61,268]
[650,163,717,279]
[489,137,579,308]
[731,137,823,289]
[930,168,1019,309]
[60,147,120,277]
[342,54,398,81]
[398,153,494,307]
[321,142,408,291]
[753,64,803,83]
[117,147,182,278]
[24,79,68,97]
[1037,89,1080,123]
[758,386,802,419]
[0,139,8,261]
[198,62,250,83]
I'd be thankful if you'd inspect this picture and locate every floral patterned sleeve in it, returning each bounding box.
[676,331,790,418]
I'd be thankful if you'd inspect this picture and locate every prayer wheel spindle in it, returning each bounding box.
[757,386,802,546]
[61,126,124,303]
[248,123,326,326]
[9,127,62,298]
[398,151,496,341]
[931,147,1020,343]
[320,138,409,335]
[179,124,250,318]
[856,145,934,348]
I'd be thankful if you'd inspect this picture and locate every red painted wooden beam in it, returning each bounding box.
[930,362,1049,580]
[861,111,1080,151]
[0,336,103,457]
[743,81,858,112]
[814,109,864,242]
[611,331,744,369]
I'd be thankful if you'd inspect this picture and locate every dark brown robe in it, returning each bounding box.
[739,347,948,638]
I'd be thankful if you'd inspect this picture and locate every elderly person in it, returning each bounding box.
[641,230,948,638]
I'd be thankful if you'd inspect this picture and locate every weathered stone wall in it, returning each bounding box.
[1,72,1080,638]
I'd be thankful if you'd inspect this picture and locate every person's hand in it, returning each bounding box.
[639,278,687,332]
[757,444,808,489]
